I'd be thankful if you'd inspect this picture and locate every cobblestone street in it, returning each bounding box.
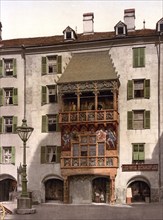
[2,202,163,220]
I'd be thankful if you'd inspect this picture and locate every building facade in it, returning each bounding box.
[0,9,163,204]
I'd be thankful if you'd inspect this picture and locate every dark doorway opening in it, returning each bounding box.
[129,180,150,202]
[0,178,17,201]
[92,177,109,203]
[45,179,63,202]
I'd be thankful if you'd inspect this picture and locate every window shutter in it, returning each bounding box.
[13,88,18,105]
[11,146,15,164]
[41,86,47,105]
[133,48,138,67]
[56,146,61,163]
[127,80,133,100]
[56,114,60,132]
[42,115,48,132]
[0,117,3,133]
[0,60,3,77]
[13,59,17,77]
[133,152,139,160]
[144,79,150,99]
[139,48,145,67]
[127,111,133,129]
[57,56,62,74]
[144,111,150,129]
[12,116,17,133]
[139,151,145,160]
[41,57,47,75]
[0,88,3,106]
[0,147,2,163]
[40,146,46,164]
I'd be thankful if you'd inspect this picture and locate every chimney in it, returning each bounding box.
[83,12,94,34]
[124,9,135,32]
[0,22,2,40]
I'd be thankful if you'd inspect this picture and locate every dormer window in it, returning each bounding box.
[118,27,124,35]
[114,21,127,36]
[63,26,77,41]
[156,18,163,33]
[66,32,72,39]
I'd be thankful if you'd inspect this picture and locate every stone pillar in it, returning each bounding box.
[110,176,115,204]
[63,177,69,203]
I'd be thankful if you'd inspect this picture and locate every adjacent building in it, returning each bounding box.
[0,9,163,204]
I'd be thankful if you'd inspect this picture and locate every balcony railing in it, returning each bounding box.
[61,156,118,168]
[59,110,118,124]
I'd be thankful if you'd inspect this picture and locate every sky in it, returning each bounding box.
[0,0,163,40]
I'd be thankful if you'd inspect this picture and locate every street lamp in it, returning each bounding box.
[16,119,35,214]
[16,119,33,197]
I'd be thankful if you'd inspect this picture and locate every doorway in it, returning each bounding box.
[92,177,109,203]
[128,180,150,202]
[45,179,63,202]
[0,178,17,201]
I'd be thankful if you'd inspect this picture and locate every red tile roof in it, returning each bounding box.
[0,29,156,48]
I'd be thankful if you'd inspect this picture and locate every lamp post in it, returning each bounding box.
[16,119,33,197]
[16,119,35,214]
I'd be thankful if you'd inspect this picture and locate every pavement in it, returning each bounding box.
[1,201,163,220]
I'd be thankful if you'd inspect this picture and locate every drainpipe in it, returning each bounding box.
[156,33,162,202]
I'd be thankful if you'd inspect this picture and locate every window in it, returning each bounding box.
[72,135,105,157]
[0,59,17,77]
[66,32,72,39]
[63,26,77,41]
[127,110,150,130]
[127,79,150,100]
[0,146,15,164]
[114,21,127,36]
[40,146,61,163]
[0,116,17,133]
[42,114,60,132]
[0,88,18,106]
[156,18,163,32]
[118,27,124,35]
[41,85,57,105]
[133,47,145,68]
[132,143,145,163]
[160,23,163,32]
[41,55,62,75]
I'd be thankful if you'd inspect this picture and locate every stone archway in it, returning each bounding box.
[44,178,63,202]
[127,176,150,203]
[0,174,17,201]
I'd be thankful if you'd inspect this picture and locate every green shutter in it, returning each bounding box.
[11,146,15,164]
[139,48,145,67]
[127,111,133,129]
[0,60,3,77]
[42,115,48,132]
[12,116,17,133]
[56,114,60,132]
[41,57,47,75]
[41,146,46,164]
[13,59,17,77]
[139,151,145,160]
[56,146,61,163]
[144,79,150,99]
[0,147,2,163]
[0,117,3,133]
[133,48,138,67]
[0,88,3,106]
[57,56,62,74]
[127,80,133,100]
[13,88,18,105]
[144,111,150,129]
[41,86,47,105]
[133,152,139,160]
